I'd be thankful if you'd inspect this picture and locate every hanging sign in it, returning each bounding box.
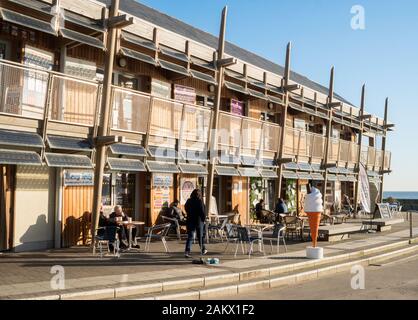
[174,84,196,104]
[64,171,94,186]
[231,99,244,116]
[359,163,371,213]
[180,178,197,205]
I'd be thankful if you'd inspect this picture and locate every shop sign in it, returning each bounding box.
[64,171,94,186]
[359,164,371,213]
[151,79,171,99]
[180,178,196,205]
[231,99,244,116]
[174,84,196,104]
[153,173,173,188]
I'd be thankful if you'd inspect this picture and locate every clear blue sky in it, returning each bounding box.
[138,0,418,192]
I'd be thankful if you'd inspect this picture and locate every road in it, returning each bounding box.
[218,254,418,300]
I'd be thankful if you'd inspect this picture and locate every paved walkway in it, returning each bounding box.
[0,219,416,299]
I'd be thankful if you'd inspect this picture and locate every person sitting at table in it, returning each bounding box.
[109,205,131,249]
[97,205,109,237]
[255,199,265,221]
[167,200,187,225]
[274,198,288,214]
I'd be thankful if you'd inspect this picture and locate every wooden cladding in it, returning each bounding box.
[62,185,93,247]
[0,165,15,251]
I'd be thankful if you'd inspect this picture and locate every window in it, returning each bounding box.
[294,118,306,130]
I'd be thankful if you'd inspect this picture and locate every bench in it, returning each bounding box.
[304,224,364,242]
[362,218,404,232]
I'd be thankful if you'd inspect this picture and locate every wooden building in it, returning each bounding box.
[0,0,393,251]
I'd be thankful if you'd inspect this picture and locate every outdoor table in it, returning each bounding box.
[119,221,145,250]
[245,223,274,251]
[205,214,232,243]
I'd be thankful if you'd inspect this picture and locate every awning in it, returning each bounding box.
[110,143,147,157]
[190,57,216,71]
[303,107,317,116]
[120,47,157,66]
[159,46,189,63]
[248,89,268,101]
[297,172,312,180]
[337,167,351,174]
[146,161,179,173]
[367,171,379,177]
[261,158,277,168]
[215,166,240,176]
[311,163,324,172]
[107,158,146,172]
[298,163,312,172]
[64,10,104,32]
[190,70,217,85]
[47,135,92,152]
[224,70,246,82]
[337,175,349,182]
[346,175,357,182]
[327,167,339,174]
[248,78,268,90]
[327,174,338,181]
[0,129,44,148]
[45,153,93,168]
[121,31,157,51]
[238,167,261,177]
[0,8,56,35]
[241,155,259,166]
[9,0,52,15]
[159,60,189,77]
[178,163,208,175]
[224,81,248,95]
[284,162,299,170]
[60,28,105,50]
[181,149,208,162]
[268,95,283,105]
[311,172,325,181]
[288,102,304,112]
[260,169,278,178]
[0,149,42,166]
[219,153,241,165]
[282,171,298,179]
[148,146,179,160]
[267,85,284,95]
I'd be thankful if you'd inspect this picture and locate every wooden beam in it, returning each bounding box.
[354,84,366,215]
[379,98,389,202]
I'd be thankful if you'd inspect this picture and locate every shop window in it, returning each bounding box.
[102,174,112,206]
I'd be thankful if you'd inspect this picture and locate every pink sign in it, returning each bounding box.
[231,99,244,116]
[174,84,196,104]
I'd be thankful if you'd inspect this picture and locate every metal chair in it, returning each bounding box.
[144,223,172,253]
[162,216,182,240]
[223,223,240,253]
[234,226,265,258]
[93,226,120,258]
[207,217,229,242]
[283,215,304,240]
[264,224,287,254]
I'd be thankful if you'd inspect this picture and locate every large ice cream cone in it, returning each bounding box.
[304,187,324,248]
[306,212,321,248]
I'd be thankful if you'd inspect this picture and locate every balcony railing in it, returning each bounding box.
[328,138,359,164]
[217,111,281,160]
[360,146,391,171]
[283,127,326,161]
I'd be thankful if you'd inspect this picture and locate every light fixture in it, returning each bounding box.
[267,102,274,110]
[341,125,346,130]
[208,84,215,93]
[309,115,315,122]
[118,57,127,68]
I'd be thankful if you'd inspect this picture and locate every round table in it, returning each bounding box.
[118,221,145,250]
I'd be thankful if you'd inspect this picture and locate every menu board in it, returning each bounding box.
[231,99,244,116]
[153,174,173,213]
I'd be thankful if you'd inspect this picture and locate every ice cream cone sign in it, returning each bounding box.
[304,185,324,248]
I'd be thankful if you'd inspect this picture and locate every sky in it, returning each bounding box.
[138,0,418,192]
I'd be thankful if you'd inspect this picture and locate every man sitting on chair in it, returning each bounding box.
[167,200,187,225]
[109,205,132,249]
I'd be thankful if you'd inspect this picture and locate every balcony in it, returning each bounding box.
[361,146,392,172]
[283,127,327,162]
[328,138,359,165]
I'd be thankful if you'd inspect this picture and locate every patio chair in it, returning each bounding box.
[223,224,240,253]
[93,226,120,258]
[162,216,182,240]
[321,212,335,226]
[264,224,287,254]
[283,215,304,241]
[234,226,265,258]
[144,223,172,253]
[207,216,229,242]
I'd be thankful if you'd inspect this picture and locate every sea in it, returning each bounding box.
[383,191,418,200]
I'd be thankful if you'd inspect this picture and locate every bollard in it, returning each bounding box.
[410,211,413,240]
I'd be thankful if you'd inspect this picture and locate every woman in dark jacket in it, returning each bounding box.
[184,189,208,258]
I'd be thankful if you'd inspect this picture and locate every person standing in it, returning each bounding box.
[184,189,208,258]
[274,198,288,214]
